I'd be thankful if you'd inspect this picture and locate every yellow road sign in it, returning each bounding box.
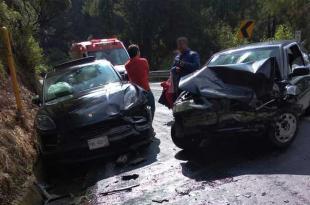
[238,20,255,39]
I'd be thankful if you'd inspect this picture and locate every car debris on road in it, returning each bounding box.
[99,184,140,196]
[152,198,169,203]
[121,174,139,181]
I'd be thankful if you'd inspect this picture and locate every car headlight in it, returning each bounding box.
[124,86,138,109]
[36,115,56,131]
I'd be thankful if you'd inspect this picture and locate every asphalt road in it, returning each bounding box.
[41,83,310,205]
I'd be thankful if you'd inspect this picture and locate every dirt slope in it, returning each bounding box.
[0,76,37,204]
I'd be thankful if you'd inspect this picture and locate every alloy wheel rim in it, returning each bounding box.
[274,113,297,143]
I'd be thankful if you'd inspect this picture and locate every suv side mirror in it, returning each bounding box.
[290,66,310,77]
[32,95,41,106]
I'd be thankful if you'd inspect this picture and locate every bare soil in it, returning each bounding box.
[0,76,38,204]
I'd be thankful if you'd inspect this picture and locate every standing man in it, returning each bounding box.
[171,37,200,99]
[125,44,155,120]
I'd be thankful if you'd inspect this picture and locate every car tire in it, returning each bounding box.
[143,128,155,145]
[171,121,200,150]
[268,110,299,148]
[36,144,58,173]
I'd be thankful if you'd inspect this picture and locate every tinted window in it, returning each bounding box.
[44,62,120,102]
[88,48,129,65]
[209,47,280,66]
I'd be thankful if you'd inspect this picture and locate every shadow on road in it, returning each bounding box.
[36,136,161,197]
[177,120,310,182]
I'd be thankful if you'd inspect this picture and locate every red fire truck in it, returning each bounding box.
[70,38,129,76]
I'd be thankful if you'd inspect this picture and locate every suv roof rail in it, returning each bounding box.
[55,56,96,70]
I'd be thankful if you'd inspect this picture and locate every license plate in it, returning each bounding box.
[88,136,109,150]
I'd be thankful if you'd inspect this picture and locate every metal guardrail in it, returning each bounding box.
[149,70,170,81]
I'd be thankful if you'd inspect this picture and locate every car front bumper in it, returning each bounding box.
[37,110,153,163]
[173,105,276,137]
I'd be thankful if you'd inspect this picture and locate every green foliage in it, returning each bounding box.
[0,0,71,88]
[274,25,294,40]
[258,0,310,45]
[34,64,50,75]
[215,23,249,49]
[24,36,44,70]
[1,0,310,79]
[83,0,101,16]
[46,48,70,66]
[74,0,290,67]
[0,2,20,27]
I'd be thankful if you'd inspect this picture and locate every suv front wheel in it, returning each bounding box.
[268,111,299,148]
[171,121,200,150]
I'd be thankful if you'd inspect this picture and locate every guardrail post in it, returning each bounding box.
[1,26,23,114]
[149,70,170,82]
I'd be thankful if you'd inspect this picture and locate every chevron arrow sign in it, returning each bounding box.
[238,20,255,39]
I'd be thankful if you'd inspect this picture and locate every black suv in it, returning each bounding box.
[33,57,153,163]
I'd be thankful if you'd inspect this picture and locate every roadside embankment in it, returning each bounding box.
[0,76,38,204]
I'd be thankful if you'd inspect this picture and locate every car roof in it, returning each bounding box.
[239,40,295,48]
[46,59,112,78]
[214,40,296,55]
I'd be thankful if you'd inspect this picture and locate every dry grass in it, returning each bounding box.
[0,76,38,204]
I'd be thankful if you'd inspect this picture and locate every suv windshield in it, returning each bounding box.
[88,48,129,65]
[209,47,280,66]
[44,62,120,102]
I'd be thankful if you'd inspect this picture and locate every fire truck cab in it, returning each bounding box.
[70,38,129,76]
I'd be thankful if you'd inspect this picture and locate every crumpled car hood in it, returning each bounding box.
[179,57,279,102]
[42,82,134,130]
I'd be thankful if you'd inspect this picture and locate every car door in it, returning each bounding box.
[292,76,310,110]
[285,44,310,111]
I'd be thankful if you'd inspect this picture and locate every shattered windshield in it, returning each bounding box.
[44,62,120,102]
[88,48,129,65]
[209,47,280,66]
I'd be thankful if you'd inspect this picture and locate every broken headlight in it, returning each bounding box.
[36,115,56,131]
[124,86,138,109]
[285,85,299,96]
[174,94,213,113]
[173,99,195,113]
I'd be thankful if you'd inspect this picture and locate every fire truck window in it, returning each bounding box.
[88,48,129,65]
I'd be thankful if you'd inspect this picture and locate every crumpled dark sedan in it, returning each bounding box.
[172,41,310,150]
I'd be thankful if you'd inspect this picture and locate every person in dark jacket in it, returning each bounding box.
[171,37,200,99]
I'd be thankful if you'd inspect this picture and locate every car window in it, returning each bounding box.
[302,53,310,64]
[299,45,310,64]
[286,44,305,73]
[209,47,279,66]
[88,48,129,65]
[44,62,120,102]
